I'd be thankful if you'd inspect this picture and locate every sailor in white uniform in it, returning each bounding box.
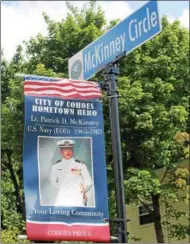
[51,139,92,207]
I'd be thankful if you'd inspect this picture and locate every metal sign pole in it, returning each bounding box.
[103,63,127,243]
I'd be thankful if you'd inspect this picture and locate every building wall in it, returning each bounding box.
[127,199,189,243]
[127,204,157,243]
[127,160,189,243]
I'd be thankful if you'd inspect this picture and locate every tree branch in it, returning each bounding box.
[5,150,26,219]
[160,167,169,184]
[137,196,154,217]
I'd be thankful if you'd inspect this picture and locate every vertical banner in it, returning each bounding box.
[23,75,110,242]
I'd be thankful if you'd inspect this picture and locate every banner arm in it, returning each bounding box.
[18,234,118,243]
[14,73,26,78]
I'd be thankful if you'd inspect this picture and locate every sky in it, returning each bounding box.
[1,1,189,61]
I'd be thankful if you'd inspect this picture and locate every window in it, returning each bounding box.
[139,204,153,225]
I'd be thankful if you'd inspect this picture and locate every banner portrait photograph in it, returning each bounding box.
[38,136,95,207]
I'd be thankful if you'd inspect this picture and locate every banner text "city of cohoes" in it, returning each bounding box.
[32,98,98,117]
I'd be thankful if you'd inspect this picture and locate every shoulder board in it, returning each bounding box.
[75,159,85,164]
[54,159,61,165]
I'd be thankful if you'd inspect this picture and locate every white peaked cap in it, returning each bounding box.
[56,139,75,148]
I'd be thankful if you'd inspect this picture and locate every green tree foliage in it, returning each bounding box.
[1,2,189,243]
[24,1,106,75]
[118,17,189,242]
[1,45,27,243]
[1,51,11,103]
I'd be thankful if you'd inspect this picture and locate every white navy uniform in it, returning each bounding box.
[51,140,92,207]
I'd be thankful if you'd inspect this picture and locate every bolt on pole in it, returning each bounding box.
[103,63,127,243]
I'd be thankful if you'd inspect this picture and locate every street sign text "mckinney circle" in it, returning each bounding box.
[69,0,161,80]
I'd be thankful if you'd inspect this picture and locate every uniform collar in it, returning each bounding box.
[60,158,74,164]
